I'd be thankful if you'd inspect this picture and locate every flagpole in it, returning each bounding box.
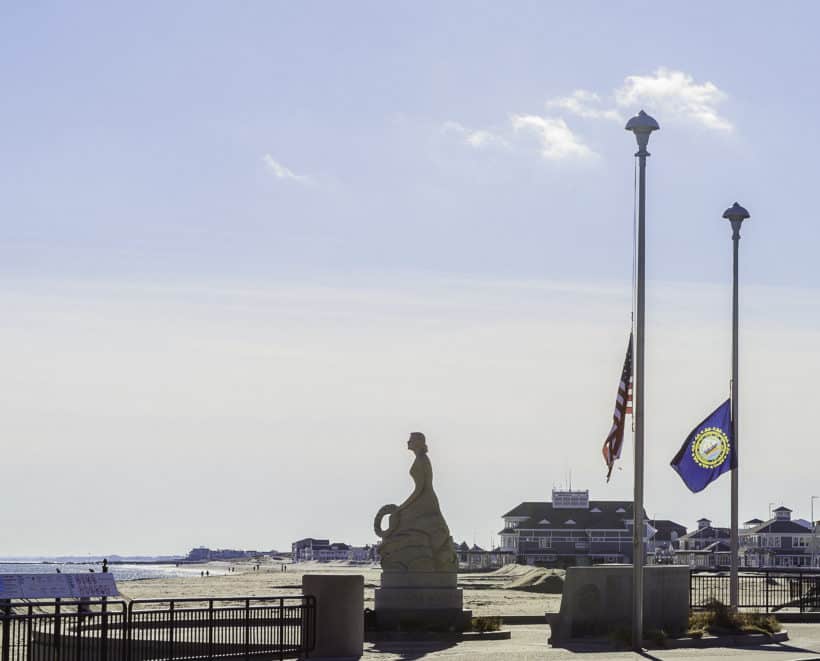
[723,202,749,609]
[626,110,659,651]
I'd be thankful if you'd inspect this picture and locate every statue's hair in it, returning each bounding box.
[409,432,428,452]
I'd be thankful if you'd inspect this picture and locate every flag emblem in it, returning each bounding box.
[691,428,731,468]
[670,398,734,493]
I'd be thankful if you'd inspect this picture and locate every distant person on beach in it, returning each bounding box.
[206,570,209,577]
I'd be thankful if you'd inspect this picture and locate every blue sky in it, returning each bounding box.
[2,2,820,555]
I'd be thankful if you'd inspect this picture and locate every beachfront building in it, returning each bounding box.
[740,506,816,568]
[672,518,731,568]
[291,538,377,563]
[453,542,515,570]
[499,489,653,567]
[646,519,688,564]
[185,547,261,562]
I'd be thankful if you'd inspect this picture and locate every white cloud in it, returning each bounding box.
[441,121,510,149]
[510,114,596,161]
[613,68,732,131]
[262,154,312,184]
[546,90,623,122]
[543,69,733,133]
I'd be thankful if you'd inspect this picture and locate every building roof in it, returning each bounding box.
[744,520,810,534]
[678,526,730,541]
[773,506,792,512]
[501,500,640,532]
[744,518,764,525]
[647,519,687,542]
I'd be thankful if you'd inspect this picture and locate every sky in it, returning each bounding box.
[2,1,820,556]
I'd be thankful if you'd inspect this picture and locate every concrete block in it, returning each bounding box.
[549,564,689,644]
[303,574,364,658]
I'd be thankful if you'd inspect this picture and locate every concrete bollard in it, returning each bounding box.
[302,574,364,659]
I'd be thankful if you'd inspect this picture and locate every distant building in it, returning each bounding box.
[454,542,515,570]
[740,506,816,568]
[185,547,259,562]
[500,489,653,567]
[673,518,731,568]
[291,538,377,563]
[646,519,688,564]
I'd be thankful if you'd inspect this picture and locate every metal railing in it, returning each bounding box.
[0,595,315,661]
[1,599,128,661]
[690,570,820,613]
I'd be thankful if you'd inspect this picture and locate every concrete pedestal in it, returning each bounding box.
[549,564,689,645]
[303,574,364,659]
[372,571,472,632]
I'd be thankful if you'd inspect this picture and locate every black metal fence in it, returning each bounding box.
[690,570,820,613]
[0,596,315,661]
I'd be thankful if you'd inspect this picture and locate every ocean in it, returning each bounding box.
[0,562,220,581]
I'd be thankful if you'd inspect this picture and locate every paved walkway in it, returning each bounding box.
[362,624,820,660]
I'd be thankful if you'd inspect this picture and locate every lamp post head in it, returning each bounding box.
[625,110,660,153]
[723,202,750,238]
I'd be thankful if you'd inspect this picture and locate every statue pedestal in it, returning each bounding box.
[373,572,472,631]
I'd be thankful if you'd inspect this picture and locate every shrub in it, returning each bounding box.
[688,600,781,637]
[470,616,501,633]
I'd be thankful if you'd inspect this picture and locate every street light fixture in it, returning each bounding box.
[722,201,749,610]
[625,109,659,650]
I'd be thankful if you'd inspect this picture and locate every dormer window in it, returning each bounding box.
[565,519,576,525]
[590,507,602,513]
[616,507,626,513]
[539,519,550,525]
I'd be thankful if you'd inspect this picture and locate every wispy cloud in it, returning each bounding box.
[441,121,510,149]
[546,69,733,132]
[510,114,596,160]
[613,68,732,132]
[262,154,312,184]
[443,68,731,165]
[546,90,623,122]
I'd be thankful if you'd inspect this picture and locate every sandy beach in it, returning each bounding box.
[117,559,562,617]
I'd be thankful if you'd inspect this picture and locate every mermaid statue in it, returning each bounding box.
[374,432,458,573]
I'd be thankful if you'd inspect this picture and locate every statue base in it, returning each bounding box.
[371,572,472,632]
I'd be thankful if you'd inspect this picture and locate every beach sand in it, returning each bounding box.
[118,559,562,616]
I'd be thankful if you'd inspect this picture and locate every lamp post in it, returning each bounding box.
[812,496,819,568]
[722,201,749,610]
[625,110,659,650]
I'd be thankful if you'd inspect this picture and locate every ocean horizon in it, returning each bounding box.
[0,561,227,581]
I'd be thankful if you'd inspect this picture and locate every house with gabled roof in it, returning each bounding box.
[740,506,816,568]
[673,518,731,568]
[499,489,653,567]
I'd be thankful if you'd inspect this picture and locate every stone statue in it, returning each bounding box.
[374,432,458,572]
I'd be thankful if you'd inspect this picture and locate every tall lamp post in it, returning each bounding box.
[723,201,750,609]
[812,496,819,568]
[626,110,659,650]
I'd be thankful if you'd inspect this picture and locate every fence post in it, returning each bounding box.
[279,598,284,661]
[169,600,175,660]
[55,598,62,654]
[245,598,250,660]
[1,599,10,661]
[800,571,805,613]
[208,599,214,660]
[765,572,770,613]
[101,598,109,661]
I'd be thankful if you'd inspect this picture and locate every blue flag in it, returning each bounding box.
[670,399,735,493]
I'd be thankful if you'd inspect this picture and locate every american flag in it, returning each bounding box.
[602,333,633,481]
